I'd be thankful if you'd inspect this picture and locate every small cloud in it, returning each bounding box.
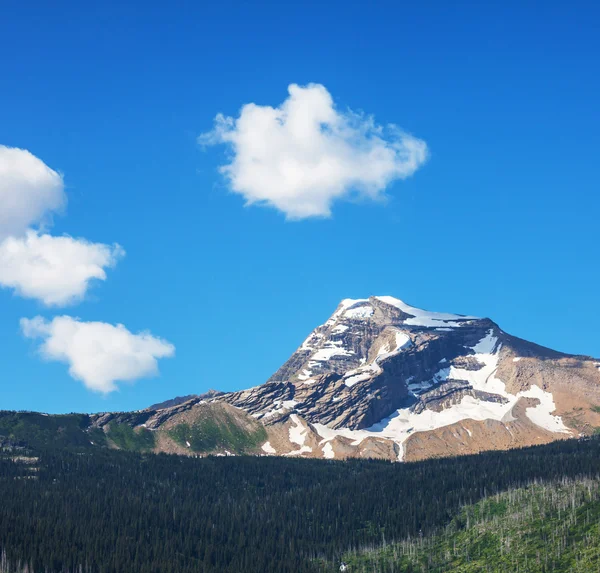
[21,316,175,394]
[0,145,66,240]
[0,231,124,306]
[199,83,428,219]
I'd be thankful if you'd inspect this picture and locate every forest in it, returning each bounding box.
[342,477,600,572]
[2,435,600,572]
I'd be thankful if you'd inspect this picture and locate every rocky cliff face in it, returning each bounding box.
[42,295,600,462]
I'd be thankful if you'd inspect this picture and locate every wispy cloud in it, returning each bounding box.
[199,83,428,219]
[21,316,175,394]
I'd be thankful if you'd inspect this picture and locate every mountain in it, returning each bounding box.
[2,295,599,462]
[223,296,600,461]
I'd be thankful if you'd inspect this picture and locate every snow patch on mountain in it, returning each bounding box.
[285,415,313,456]
[311,347,353,361]
[344,304,374,319]
[471,330,500,354]
[283,447,312,456]
[261,441,276,454]
[301,331,323,350]
[324,298,369,326]
[298,369,313,380]
[257,399,298,419]
[344,371,374,388]
[289,414,308,446]
[322,442,335,459]
[376,295,477,328]
[378,331,412,359]
[433,330,505,396]
[521,385,570,433]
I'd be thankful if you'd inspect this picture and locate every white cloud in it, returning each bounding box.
[21,316,175,394]
[0,231,124,306]
[0,145,124,306]
[0,145,66,239]
[199,83,428,219]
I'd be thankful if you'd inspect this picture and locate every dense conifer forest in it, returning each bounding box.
[2,437,600,572]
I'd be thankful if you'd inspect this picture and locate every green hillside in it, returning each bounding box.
[0,406,266,456]
[168,410,267,454]
[342,478,600,572]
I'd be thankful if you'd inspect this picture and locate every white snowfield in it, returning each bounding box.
[316,330,571,461]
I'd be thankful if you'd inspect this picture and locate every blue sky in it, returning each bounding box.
[1,0,599,414]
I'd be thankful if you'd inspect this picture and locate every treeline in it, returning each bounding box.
[1,438,600,572]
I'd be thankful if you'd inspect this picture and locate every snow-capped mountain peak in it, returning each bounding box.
[224,295,600,462]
